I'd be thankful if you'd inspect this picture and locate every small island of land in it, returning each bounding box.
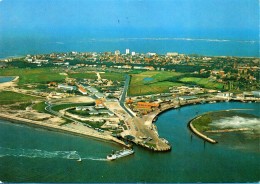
[189,110,259,143]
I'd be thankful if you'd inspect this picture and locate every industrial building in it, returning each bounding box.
[58,84,77,91]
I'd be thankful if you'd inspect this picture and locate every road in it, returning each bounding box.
[119,75,135,117]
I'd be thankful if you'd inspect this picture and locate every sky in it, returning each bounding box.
[0,0,259,39]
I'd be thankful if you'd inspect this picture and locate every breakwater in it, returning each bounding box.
[206,128,253,133]
[188,116,218,144]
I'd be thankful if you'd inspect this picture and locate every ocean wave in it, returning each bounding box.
[81,37,258,44]
[0,147,107,161]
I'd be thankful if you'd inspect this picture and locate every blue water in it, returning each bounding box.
[0,76,15,83]
[143,77,154,82]
[0,37,258,59]
[0,102,259,182]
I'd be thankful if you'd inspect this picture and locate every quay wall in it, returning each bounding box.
[131,140,171,152]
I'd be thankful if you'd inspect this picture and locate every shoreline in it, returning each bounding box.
[0,75,19,82]
[152,98,260,122]
[151,98,259,144]
[0,76,19,89]
[0,113,128,148]
[0,97,258,151]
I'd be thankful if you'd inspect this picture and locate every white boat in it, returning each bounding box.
[107,148,134,161]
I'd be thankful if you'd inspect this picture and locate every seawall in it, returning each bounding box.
[188,116,217,144]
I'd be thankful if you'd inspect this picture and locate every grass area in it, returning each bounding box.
[100,72,125,81]
[128,71,183,96]
[130,71,182,85]
[0,91,40,105]
[129,81,182,96]
[67,72,97,80]
[32,101,47,113]
[9,102,33,110]
[51,102,95,111]
[128,71,226,96]
[67,109,90,116]
[81,121,105,128]
[180,77,224,89]
[0,68,66,85]
[192,111,258,132]
[192,115,212,132]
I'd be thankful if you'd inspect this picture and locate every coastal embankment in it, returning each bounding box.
[0,113,128,147]
[188,116,217,144]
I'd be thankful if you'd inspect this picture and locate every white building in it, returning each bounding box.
[126,49,130,55]
[58,84,77,91]
[147,52,156,56]
[217,92,233,98]
[167,52,178,56]
[131,52,136,56]
[115,50,120,55]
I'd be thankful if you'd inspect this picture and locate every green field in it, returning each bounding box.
[32,101,47,113]
[128,71,183,96]
[129,81,182,96]
[180,77,224,89]
[0,68,66,85]
[100,72,125,81]
[128,71,227,96]
[68,72,97,80]
[0,91,40,105]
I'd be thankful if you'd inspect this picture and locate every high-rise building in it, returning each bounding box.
[126,49,130,55]
[131,52,136,56]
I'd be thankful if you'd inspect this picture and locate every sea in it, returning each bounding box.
[0,102,259,183]
[0,36,259,58]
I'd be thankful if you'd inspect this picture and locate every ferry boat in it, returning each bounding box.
[107,148,134,161]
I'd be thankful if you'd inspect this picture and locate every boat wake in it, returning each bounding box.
[83,157,107,161]
[0,147,107,161]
